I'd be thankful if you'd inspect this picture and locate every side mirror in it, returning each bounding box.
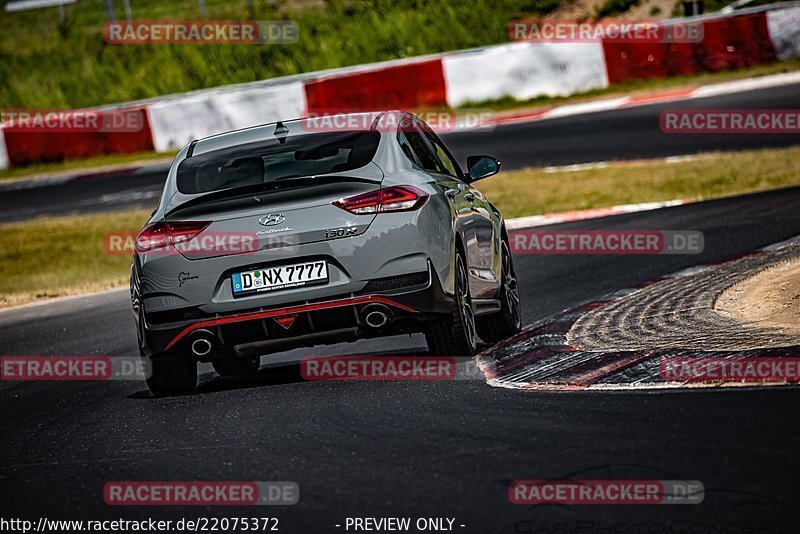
[466,155,500,181]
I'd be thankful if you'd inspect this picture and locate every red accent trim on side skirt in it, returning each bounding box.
[164,296,416,351]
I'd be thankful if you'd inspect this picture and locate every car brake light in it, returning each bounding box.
[332,185,428,215]
[135,221,210,252]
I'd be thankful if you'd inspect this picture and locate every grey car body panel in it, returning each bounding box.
[138,206,448,315]
[132,111,506,356]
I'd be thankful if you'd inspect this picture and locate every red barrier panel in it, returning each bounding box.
[304,59,447,114]
[699,13,776,72]
[603,41,695,83]
[3,107,154,167]
[603,12,776,84]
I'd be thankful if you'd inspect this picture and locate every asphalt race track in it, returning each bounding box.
[1,83,799,223]
[2,186,800,531]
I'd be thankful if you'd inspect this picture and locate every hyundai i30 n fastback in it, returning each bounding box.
[131,111,521,395]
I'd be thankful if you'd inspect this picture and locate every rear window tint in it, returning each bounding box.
[177,131,380,194]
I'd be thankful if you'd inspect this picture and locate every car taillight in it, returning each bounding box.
[332,185,428,215]
[135,221,210,253]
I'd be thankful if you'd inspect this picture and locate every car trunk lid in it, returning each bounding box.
[165,174,381,260]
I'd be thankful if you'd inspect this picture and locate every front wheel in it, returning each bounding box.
[477,240,522,344]
[424,251,478,356]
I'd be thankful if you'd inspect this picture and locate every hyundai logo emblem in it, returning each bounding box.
[259,214,285,226]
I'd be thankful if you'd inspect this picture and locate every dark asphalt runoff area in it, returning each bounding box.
[2,186,800,531]
[0,82,799,223]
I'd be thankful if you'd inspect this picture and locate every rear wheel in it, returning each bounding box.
[144,352,197,396]
[212,357,261,377]
[477,240,521,344]
[425,251,478,356]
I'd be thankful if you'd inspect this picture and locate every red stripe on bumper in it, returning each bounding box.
[164,296,416,351]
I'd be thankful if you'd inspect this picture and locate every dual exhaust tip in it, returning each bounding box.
[187,306,392,356]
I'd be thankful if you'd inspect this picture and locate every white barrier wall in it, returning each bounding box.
[442,42,609,107]
[767,6,800,60]
[147,81,307,152]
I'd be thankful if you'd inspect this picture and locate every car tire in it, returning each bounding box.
[212,357,261,377]
[477,240,522,344]
[424,251,478,356]
[144,352,197,396]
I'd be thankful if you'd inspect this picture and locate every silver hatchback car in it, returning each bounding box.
[131,111,521,395]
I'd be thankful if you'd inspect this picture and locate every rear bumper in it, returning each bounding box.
[140,264,453,358]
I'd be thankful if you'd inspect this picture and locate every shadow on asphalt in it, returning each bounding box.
[127,346,444,399]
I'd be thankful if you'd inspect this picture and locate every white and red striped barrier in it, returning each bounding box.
[767,5,800,59]
[0,130,8,170]
[473,70,800,129]
[1,5,798,170]
[146,80,308,152]
[442,42,609,107]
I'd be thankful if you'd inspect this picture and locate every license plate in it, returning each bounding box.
[231,260,328,296]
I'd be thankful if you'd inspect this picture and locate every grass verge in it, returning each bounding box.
[475,146,800,218]
[1,145,798,309]
[0,210,150,309]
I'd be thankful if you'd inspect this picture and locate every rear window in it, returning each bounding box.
[176,131,381,194]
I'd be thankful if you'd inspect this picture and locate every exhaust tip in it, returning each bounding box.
[191,337,213,357]
[364,310,388,329]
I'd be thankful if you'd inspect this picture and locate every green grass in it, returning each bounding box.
[0,210,150,308]
[2,145,798,308]
[0,0,561,109]
[3,0,798,110]
[475,146,800,218]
